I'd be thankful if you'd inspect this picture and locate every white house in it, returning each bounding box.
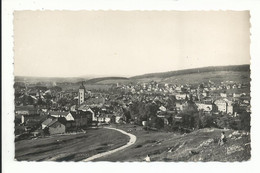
[49,111,74,121]
[214,99,233,115]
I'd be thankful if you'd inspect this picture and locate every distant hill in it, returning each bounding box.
[15,64,250,86]
[79,77,129,85]
[131,64,250,80]
[14,76,88,83]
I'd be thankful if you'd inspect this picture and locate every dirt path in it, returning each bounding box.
[82,127,137,161]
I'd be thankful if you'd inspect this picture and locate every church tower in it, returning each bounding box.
[78,82,85,105]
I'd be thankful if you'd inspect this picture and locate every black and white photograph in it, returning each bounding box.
[12,10,251,162]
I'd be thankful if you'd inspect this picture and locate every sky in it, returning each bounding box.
[14,11,250,77]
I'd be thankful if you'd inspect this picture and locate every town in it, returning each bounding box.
[14,75,250,139]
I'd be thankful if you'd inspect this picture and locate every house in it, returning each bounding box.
[175,101,184,112]
[42,118,53,129]
[195,102,213,112]
[21,114,40,124]
[115,116,124,123]
[49,111,74,121]
[41,118,66,135]
[15,105,38,116]
[175,93,187,100]
[214,99,227,113]
[57,117,75,129]
[71,111,92,128]
[25,117,44,129]
[48,120,66,135]
[214,99,233,114]
[220,93,227,98]
[83,97,105,108]
[233,93,242,98]
[159,106,167,112]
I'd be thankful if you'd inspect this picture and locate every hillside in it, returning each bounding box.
[79,65,250,85]
[131,64,250,81]
[15,64,251,88]
[95,124,251,162]
[157,71,250,85]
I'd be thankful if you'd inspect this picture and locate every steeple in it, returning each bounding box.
[78,82,85,105]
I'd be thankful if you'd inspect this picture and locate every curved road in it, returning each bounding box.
[82,127,137,161]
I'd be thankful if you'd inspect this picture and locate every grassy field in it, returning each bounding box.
[133,71,251,85]
[15,128,129,161]
[95,124,251,162]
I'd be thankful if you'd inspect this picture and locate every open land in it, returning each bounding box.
[95,124,251,162]
[15,128,129,161]
[15,124,250,162]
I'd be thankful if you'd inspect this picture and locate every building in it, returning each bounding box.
[49,111,74,121]
[195,102,213,112]
[48,120,66,135]
[175,93,188,100]
[41,118,66,135]
[214,99,233,114]
[15,105,38,116]
[78,82,86,105]
[71,111,92,127]
[42,118,53,129]
[214,99,227,113]
[175,101,184,112]
[220,93,227,98]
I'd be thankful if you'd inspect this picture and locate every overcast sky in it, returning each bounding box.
[14,11,250,77]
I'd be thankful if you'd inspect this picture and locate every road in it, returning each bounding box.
[82,126,137,161]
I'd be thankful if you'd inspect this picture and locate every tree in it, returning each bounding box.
[239,112,251,131]
[199,114,214,128]
[122,107,131,122]
[148,117,164,129]
[22,95,34,105]
[57,98,68,106]
[182,100,198,115]
[144,103,159,118]
[216,115,230,129]
[166,95,176,111]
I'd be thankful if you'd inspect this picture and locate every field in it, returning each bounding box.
[15,124,250,162]
[15,128,129,161]
[132,71,250,85]
[95,124,251,162]
[162,71,250,85]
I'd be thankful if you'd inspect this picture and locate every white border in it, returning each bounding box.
[2,0,260,173]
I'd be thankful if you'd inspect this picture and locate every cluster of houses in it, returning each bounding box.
[15,83,124,136]
[14,79,251,136]
[116,80,250,116]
